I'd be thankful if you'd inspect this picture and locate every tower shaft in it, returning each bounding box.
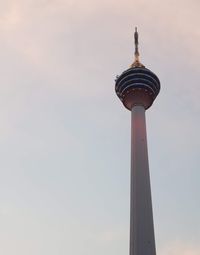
[130,105,156,255]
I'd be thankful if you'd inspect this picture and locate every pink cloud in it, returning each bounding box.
[160,242,200,255]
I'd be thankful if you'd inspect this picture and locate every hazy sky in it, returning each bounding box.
[0,0,200,254]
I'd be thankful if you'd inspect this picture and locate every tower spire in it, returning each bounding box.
[131,27,144,68]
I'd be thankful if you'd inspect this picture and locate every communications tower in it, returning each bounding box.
[115,28,160,255]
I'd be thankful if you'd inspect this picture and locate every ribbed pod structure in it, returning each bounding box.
[115,67,160,110]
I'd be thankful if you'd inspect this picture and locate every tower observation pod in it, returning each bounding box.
[115,28,160,255]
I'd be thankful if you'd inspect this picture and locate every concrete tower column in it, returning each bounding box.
[115,28,160,255]
[130,105,156,255]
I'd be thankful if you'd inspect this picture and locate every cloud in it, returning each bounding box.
[160,242,200,255]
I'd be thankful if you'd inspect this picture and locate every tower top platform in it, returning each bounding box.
[115,28,160,110]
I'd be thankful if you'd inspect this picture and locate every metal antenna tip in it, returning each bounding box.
[130,27,145,68]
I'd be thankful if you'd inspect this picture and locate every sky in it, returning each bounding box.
[0,0,200,254]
